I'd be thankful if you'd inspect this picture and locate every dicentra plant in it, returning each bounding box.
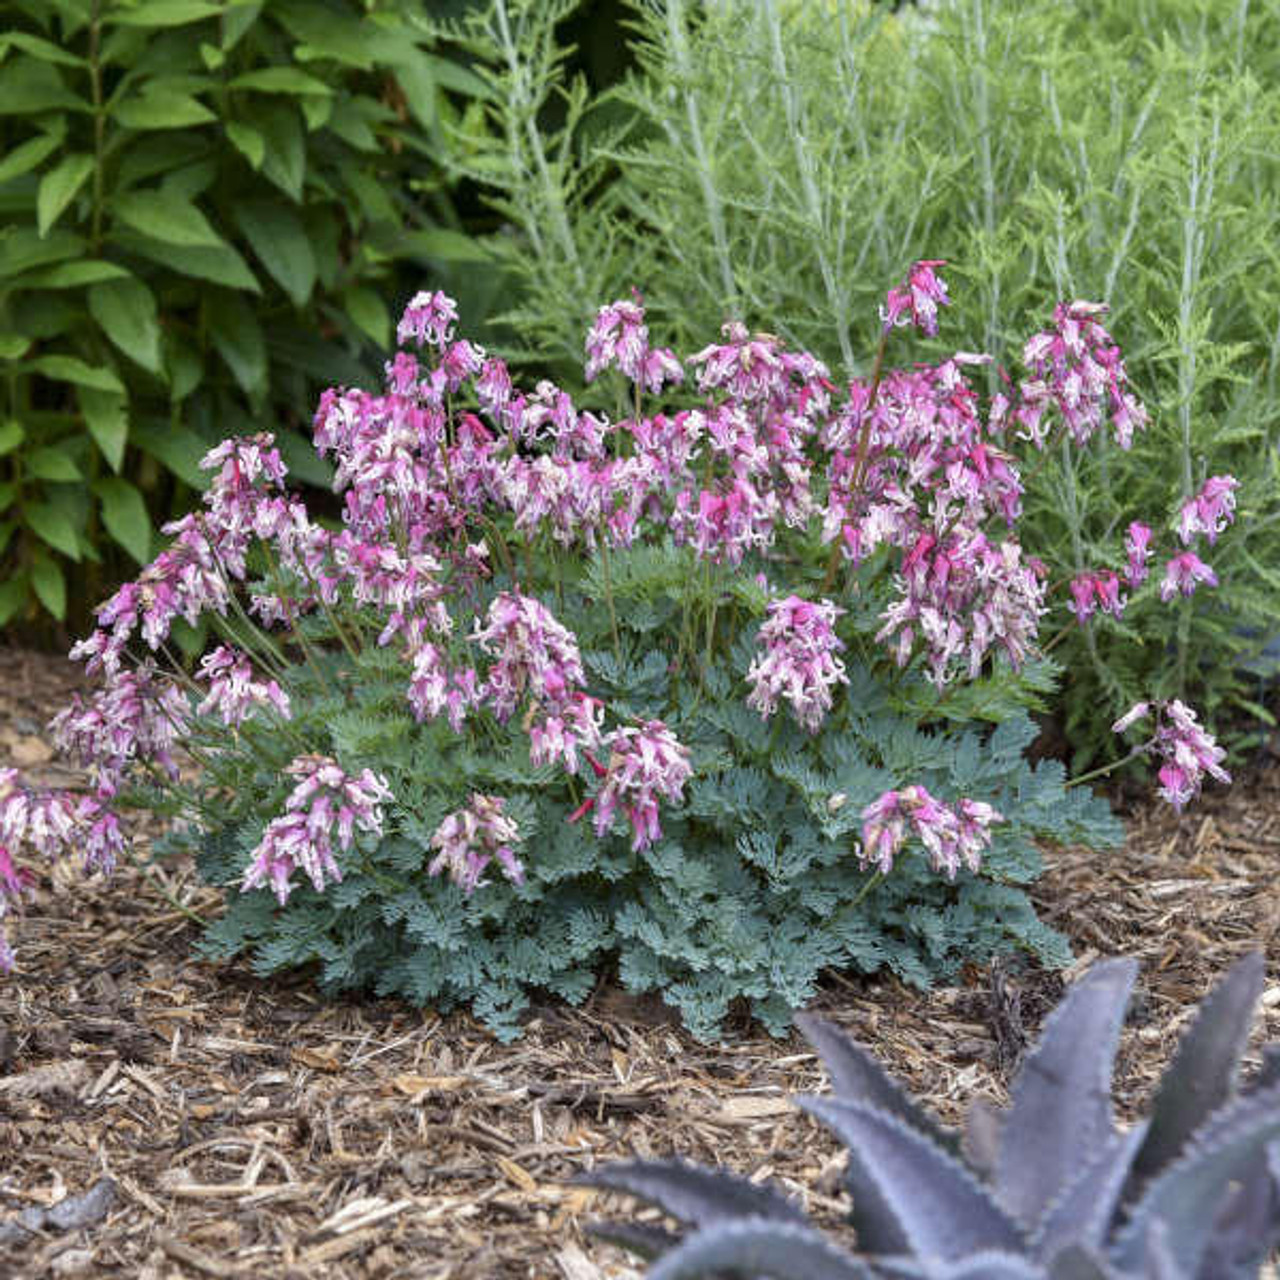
[0,266,1234,1038]
[447,0,1280,765]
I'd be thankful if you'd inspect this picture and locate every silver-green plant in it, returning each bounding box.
[582,952,1280,1278]
[444,0,1280,764]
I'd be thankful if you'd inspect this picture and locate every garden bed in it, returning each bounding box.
[1,645,1278,1279]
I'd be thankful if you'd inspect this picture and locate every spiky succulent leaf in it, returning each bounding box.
[995,959,1138,1227]
[578,1158,807,1230]
[584,1218,681,1262]
[1192,1145,1280,1280]
[1032,1123,1149,1262]
[1045,1243,1125,1280]
[795,1013,956,1152]
[642,1218,875,1280]
[1111,1080,1280,1276]
[1251,1045,1280,1094]
[920,1252,1050,1279]
[963,1098,1002,1176]
[1129,952,1264,1192]
[797,1095,1025,1260]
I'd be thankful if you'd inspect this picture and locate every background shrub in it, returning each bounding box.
[452,0,1280,765]
[0,0,497,633]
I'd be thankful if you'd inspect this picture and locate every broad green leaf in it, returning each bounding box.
[0,128,65,186]
[131,416,207,486]
[113,89,216,130]
[229,67,332,96]
[387,51,436,133]
[225,120,265,169]
[12,260,130,290]
[0,228,86,279]
[400,227,492,263]
[88,276,163,374]
[0,336,31,360]
[29,354,124,393]
[0,575,27,627]
[0,421,24,455]
[165,336,203,402]
[25,501,81,560]
[110,231,260,292]
[254,103,304,201]
[37,153,94,236]
[107,2,222,27]
[29,554,67,619]
[111,189,225,247]
[325,99,380,152]
[26,447,81,482]
[207,291,267,394]
[231,201,315,306]
[299,95,332,132]
[199,42,225,71]
[422,51,495,101]
[0,32,86,68]
[95,476,151,563]
[0,484,14,511]
[220,0,262,50]
[0,57,89,115]
[79,386,128,471]
[343,285,391,348]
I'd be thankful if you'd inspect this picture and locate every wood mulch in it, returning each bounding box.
[2,645,1279,1279]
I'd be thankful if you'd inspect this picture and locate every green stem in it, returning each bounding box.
[597,525,622,665]
[118,840,209,926]
[1063,746,1146,790]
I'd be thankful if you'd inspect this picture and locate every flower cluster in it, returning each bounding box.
[196,646,291,728]
[1112,700,1230,811]
[746,595,848,732]
[579,721,693,852]
[585,290,683,393]
[859,785,1003,879]
[241,756,393,904]
[428,794,524,894]
[0,843,35,972]
[882,259,950,336]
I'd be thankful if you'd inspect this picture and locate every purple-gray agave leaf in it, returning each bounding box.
[641,1218,876,1280]
[796,1095,1024,1260]
[993,958,1138,1228]
[1127,952,1265,1194]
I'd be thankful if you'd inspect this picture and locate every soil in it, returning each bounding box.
[2,644,1279,1279]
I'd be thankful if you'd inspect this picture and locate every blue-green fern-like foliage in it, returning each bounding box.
[582,953,1280,1278]
[159,538,1119,1041]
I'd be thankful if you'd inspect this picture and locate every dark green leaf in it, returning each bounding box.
[0,32,86,68]
[0,57,89,114]
[28,354,124,393]
[36,153,93,236]
[343,285,390,348]
[88,276,163,374]
[11,259,130,289]
[111,189,225,247]
[0,575,25,627]
[106,2,222,27]
[254,103,304,201]
[0,421,24,455]
[229,67,332,96]
[26,447,81,482]
[95,476,151,563]
[25,501,81,559]
[399,227,492,263]
[0,228,86,279]
[79,386,128,471]
[111,231,260,292]
[225,120,265,169]
[113,89,216,130]
[0,127,65,185]
[207,291,267,394]
[131,416,206,486]
[165,337,203,402]
[231,201,315,306]
[220,0,261,50]
[0,336,31,360]
[30,553,67,619]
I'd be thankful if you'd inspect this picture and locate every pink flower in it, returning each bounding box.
[472,593,586,721]
[881,260,950,337]
[1178,475,1239,546]
[589,720,692,852]
[397,290,458,349]
[529,693,605,775]
[746,595,848,733]
[1114,698,1229,811]
[242,756,393,904]
[1124,522,1153,587]
[859,784,1002,878]
[427,794,524,895]
[1068,571,1125,624]
[1160,551,1218,601]
[196,646,291,728]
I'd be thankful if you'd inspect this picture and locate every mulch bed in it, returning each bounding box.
[2,645,1279,1279]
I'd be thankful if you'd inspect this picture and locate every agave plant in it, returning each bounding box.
[580,953,1280,1279]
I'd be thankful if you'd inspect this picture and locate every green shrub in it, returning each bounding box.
[453,0,1280,764]
[0,0,495,630]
